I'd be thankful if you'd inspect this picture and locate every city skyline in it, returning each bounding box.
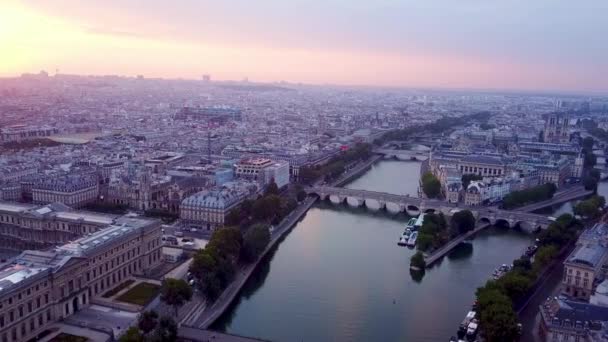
[2,0,608,94]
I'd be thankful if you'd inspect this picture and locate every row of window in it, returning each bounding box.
[460,165,503,175]
[0,292,50,328]
[0,281,49,310]
[1,309,51,342]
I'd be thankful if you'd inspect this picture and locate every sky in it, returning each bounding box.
[1,0,607,93]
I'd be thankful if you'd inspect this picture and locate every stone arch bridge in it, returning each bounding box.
[307,186,552,232]
[373,149,429,161]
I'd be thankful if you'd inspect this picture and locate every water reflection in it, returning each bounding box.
[447,242,474,261]
[409,268,425,282]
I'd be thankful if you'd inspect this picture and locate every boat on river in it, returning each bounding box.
[405,217,417,230]
[458,311,476,338]
[407,231,418,247]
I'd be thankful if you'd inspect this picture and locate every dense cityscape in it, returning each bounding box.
[2,0,608,341]
[0,72,607,342]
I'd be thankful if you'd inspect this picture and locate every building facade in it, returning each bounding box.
[0,216,162,342]
[0,202,117,252]
[32,175,99,208]
[562,224,608,301]
[543,113,570,144]
[180,181,258,230]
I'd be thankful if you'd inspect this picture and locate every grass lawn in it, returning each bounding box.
[116,282,160,306]
[49,333,88,342]
[102,279,135,298]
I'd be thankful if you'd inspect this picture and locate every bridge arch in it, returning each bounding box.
[365,198,383,211]
[478,217,492,225]
[346,196,364,207]
[494,218,511,229]
[424,208,436,214]
[386,202,402,214]
[329,194,345,204]
[406,205,420,217]
[513,221,531,232]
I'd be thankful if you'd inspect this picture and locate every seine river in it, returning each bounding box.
[213,161,578,342]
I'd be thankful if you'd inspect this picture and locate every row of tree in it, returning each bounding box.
[421,172,441,199]
[226,188,297,227]
[574,195,606,219]
[374,111,490,145]
[120,311,178,342]
[474,214,584,341]
[189,224,271,301]
[415,210,475,252]
[298,143,372,184]
[501,183,557,209]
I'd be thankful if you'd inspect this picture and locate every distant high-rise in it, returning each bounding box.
[202,74,211,82]
[543,113,570,143]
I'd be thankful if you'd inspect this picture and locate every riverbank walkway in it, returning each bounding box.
[424,223,490,267]
[178,326,270,342]
[186,197,318,329]
[331,154,383,187]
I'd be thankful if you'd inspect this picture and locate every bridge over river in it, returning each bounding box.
[306,186,554,231]
[374,149,429,161]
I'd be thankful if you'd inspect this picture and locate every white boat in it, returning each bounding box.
[398,236,408,246]
[413,213,425,231]
[407,231,418,247]
[466,320,478,339]
[405,217,417,230]
[458,311,476,336]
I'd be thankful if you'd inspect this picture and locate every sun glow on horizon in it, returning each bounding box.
[1,1,606,93]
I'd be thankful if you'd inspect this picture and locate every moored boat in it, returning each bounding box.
[407,231,418,247]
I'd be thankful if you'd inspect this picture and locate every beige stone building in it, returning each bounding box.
[562,223,608,301]
[0,202,118,253]
[0,216,162,342]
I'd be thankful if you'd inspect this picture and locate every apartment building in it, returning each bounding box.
[180,181,258,230]
[562,223,608,301]
[32,175,99,208]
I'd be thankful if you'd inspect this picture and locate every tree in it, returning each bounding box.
[584,151,597,168]
[265,181,279,196]
[149,316,178,342]
[242,224,271,262]
[533,245,559,271]
[421,172,441,198]
[498,272,533,303]
[137,310,159,335]
[410,251,426,269]
[120,327,144,342]
[225,209,242,227]
[160,278,193,316]
[512,257,532,272]
[583,174,599,191]
[416,233,434,252]
[475,286,520,342]
[582,136,595,151]
[296,190,307,202]
[451,210,475,235]
[479,300,520,342]
[574,195,605,218]
[207,227,242,261]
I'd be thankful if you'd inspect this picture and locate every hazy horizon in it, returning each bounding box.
[2,0,607,93]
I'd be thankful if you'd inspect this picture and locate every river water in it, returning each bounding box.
[213,160,580,342]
